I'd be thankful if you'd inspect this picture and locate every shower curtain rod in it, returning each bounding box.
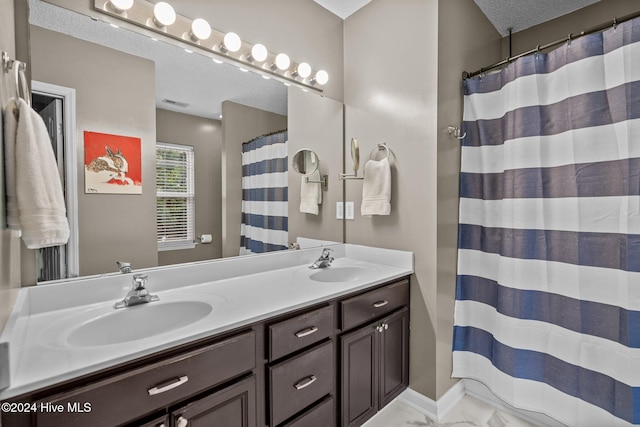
[463,9,640,79]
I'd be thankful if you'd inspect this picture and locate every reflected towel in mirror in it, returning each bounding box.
[300,170,322,215]
[3,97,70,248]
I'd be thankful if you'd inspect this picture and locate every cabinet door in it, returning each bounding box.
[171,375,256,427]
[378,307,409,408]
[133,414,169,427]
[340,323,378,427]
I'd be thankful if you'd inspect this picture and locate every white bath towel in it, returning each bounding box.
[361,157,391,216]
[300,170,322,215]
[3,97,70,248]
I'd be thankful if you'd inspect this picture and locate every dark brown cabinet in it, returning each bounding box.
[340,307,409,427]
[171,375,256,427]
[1,276,410,427]
[135,415,169,427]
[5,331,257,427]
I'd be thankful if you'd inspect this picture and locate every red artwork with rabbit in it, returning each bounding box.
[84,131,142,194]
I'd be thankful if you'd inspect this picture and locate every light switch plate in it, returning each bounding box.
[345,202,355,220]
[336,202,344,219]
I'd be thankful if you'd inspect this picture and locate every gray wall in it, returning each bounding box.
[156,109,223,265]
[343,0,501,400]
[221,101,287,257]
[436,0,502,398]
[344,0,440,398]
[287,88,343,244]
[0,0,23,331]
[30,26,158,278]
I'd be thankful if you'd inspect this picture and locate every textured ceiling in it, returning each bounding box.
[473,0,602,36]
[29,0,287,120]
[315,0,601,36]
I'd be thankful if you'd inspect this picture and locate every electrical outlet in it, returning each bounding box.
[336,202,344,219]
[345,202,355,220]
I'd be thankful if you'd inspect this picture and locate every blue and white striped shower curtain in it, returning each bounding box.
[453,17,640,426]
[240,130,288,254]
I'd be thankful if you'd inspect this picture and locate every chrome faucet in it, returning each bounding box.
[116,261,132,274]
[310,248,334,269]
[114,274,159,309]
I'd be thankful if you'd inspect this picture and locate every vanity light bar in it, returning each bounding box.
[95,0,327,93]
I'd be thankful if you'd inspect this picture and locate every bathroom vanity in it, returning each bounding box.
[0,244,413,427]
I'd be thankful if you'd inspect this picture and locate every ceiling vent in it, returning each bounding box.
[161,98,189,108]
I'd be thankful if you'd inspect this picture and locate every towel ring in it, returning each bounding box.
[15,62,30,107]
[369,143,390,161]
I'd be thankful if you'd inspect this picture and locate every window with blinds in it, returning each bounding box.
[156,142,195,251]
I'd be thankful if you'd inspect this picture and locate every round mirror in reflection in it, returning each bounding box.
[292,148,319,176]
[351,137,359,173]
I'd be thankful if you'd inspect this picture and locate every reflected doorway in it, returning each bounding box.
[31,81,78,283]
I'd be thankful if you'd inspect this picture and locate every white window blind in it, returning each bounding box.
[156,142,195,251]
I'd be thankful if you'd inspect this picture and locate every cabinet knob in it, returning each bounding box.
[376,325,383,333]
[384,323,389,330]
[176,416,189,427]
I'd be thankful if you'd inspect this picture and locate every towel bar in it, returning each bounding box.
[304,174,328,191]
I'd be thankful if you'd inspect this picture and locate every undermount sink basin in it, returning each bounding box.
[309,266,367,283]
[67,301,213,347]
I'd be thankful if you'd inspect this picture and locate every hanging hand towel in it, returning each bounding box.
[361,157,391,215]
[3,97,70,249]
[300,170,322,215]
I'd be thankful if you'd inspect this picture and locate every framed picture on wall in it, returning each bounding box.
[84,131,142,194]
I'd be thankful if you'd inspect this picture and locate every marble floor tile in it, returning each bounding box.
[362,395,538,427]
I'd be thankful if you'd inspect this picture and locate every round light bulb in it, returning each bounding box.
[153,2,176,27]
[109,0,133,12]
[250,44,268,62]
[275,53,290,71]
[296,62,312,79]
[223,32,242,52]
[190,18,211,41]
[314,70,329,85]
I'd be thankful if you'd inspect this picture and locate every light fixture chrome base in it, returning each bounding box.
[93,0,325,94]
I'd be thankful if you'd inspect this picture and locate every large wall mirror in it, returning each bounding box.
[25,0,344,284]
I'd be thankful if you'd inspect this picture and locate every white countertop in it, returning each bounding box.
[0,244,413,399]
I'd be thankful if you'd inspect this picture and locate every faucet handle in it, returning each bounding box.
[116,261,132,274]
[321,248,334,259]
[132,274,148,290]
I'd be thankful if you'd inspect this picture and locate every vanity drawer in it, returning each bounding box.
[269,340,334,426]
[281,395,335,427]
[340,279,409,331]
[268,304,334,361]
[35,331,256,427]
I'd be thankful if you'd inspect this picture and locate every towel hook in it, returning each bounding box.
[447,125,466,140]
[369,142,390,161]
[2,51,30,107]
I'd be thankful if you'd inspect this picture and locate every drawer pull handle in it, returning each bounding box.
[373,300,389,308]
[148,375,189,396]
[295,326,319,338]
[294,375,317,390]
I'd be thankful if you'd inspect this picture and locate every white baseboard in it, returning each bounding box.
[397,380,466,422]
[397,380,566,426]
